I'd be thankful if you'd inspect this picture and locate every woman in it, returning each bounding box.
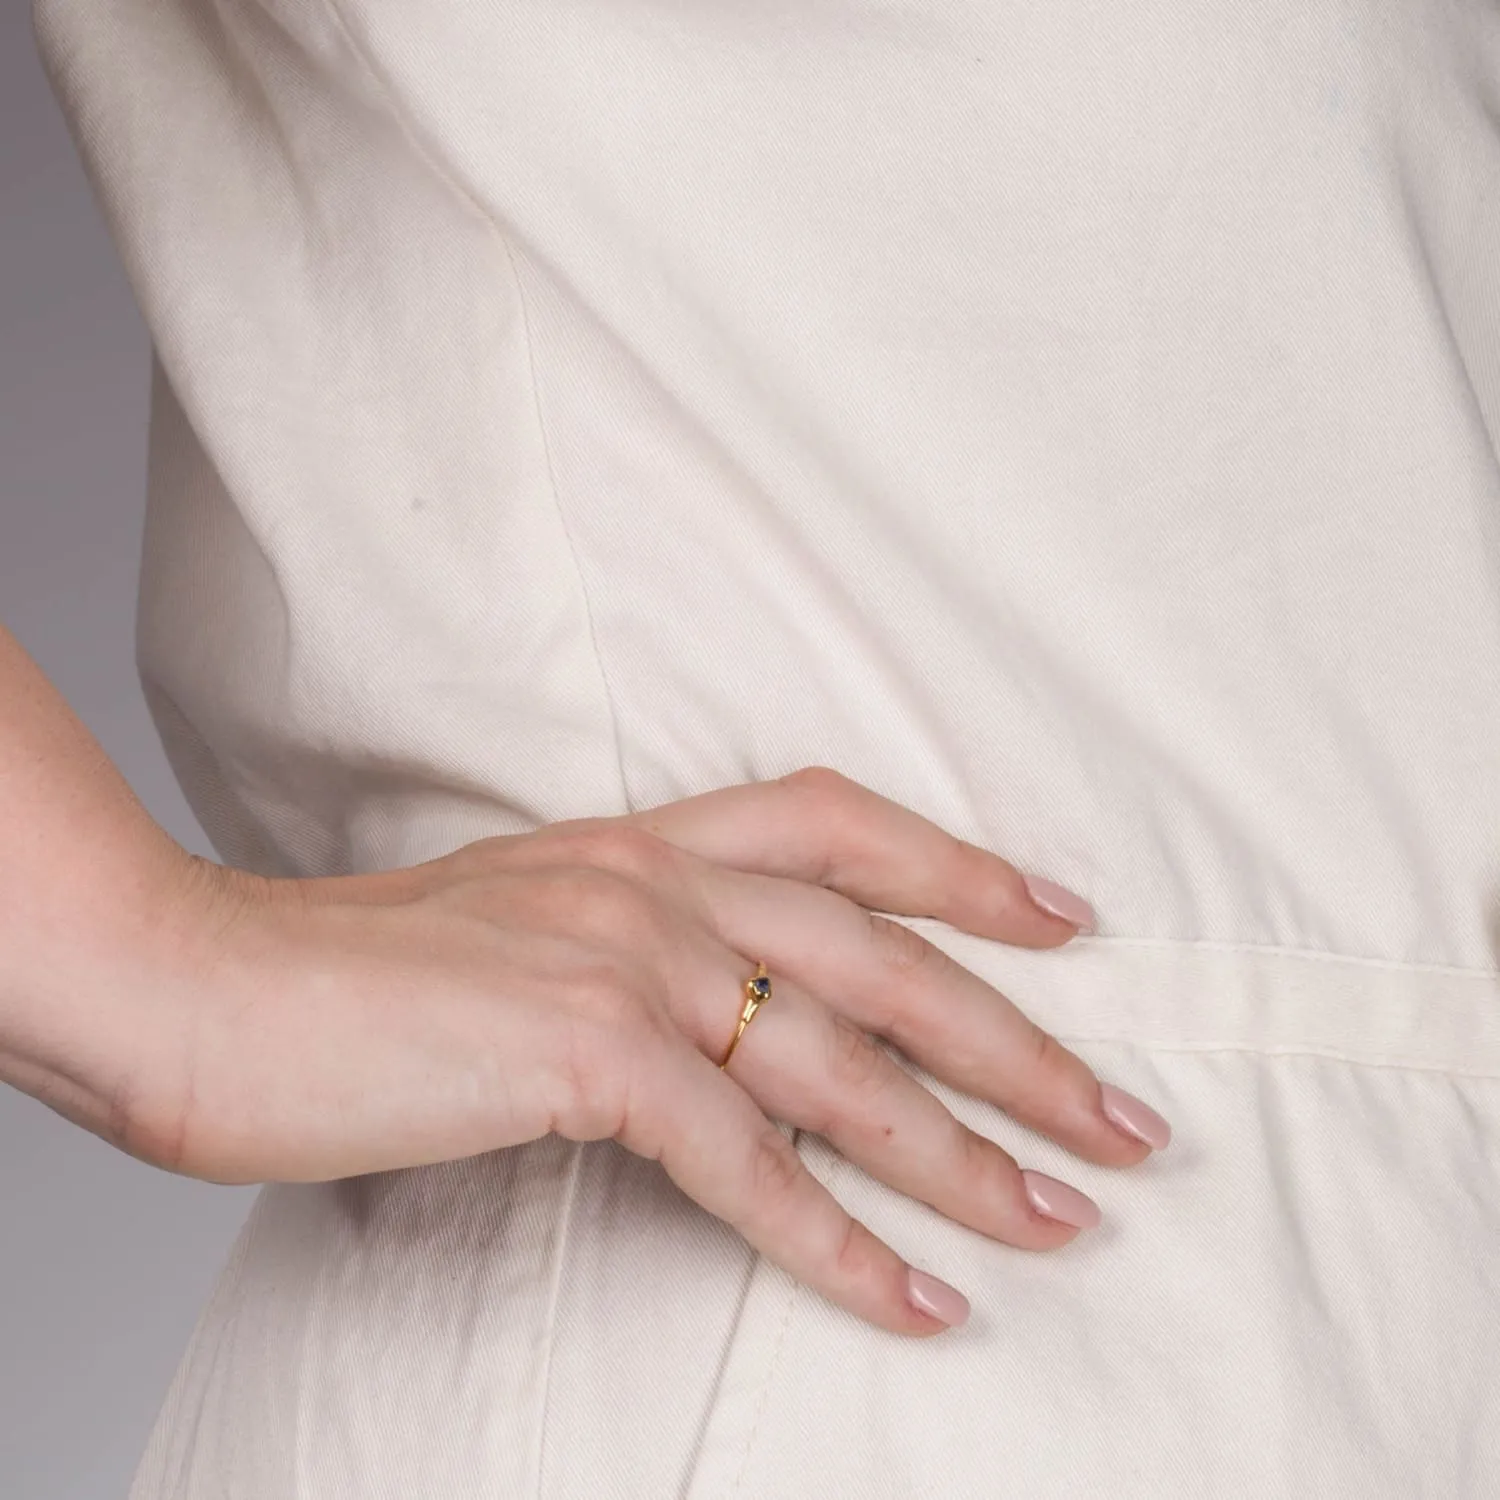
[13,0,1499,1494]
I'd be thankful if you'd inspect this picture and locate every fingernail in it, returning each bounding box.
[1099,1083,1173,1151]
[1021,1170,1102,1230]
[1021,875,1096,933]
[905,1267,971,1327]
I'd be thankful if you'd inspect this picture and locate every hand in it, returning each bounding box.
[122,767,1171,1337]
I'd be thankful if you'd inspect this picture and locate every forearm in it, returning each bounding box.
[0,619,205,1142]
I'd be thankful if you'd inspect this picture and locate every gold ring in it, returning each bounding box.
[718,961,772,1070]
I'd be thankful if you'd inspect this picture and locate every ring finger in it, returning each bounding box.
[692,863,1163,1169]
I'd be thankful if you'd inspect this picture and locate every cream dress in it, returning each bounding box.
[36,1,1500,1494]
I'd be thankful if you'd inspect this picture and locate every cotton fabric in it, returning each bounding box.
[33,0,1500,1494]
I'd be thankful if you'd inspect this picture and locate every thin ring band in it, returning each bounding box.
[718,961,772,1070]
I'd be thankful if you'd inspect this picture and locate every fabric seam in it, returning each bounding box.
[315,0,632,821]
[275,1190,314,1499]
[311,9,622,1496]
[725,1277,800,1499]
[724,1135,858,1498]
[531,1140,587,1495]
[897,923,1500,982]
[500,227,635,818]
[1046,1036,1500,1081]
[1068,935,1500,980]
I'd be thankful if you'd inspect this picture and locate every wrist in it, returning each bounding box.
[0,835,267,1167]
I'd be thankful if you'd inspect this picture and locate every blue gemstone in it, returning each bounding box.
[750,975,772,999]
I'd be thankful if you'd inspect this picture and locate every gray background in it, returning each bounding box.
[1,7,257,1497]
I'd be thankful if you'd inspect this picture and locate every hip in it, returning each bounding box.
[129,936,1500,1498]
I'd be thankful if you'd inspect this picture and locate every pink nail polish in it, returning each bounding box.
[906,1268,971,1327]
[1099,1084,1173,1150]
[1021,1170,1102,1230]
[1021,875,1096,933]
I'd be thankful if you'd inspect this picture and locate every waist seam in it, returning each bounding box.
[897,917,1500,1077]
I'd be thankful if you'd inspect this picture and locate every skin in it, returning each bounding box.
[0,618,1159,1339]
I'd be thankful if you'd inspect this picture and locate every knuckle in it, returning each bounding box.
[553,1016,633,1141]
[496,864,594,932]
[560,866,673,953]
[773,767,871,885]
[825,1014,892,1096]
[607,1035,685,1163]
[830,1213,882,1285]
[563,962,644,1029]
[778,764,850,797]
[865,912,937,978]
[992,858,1036,909]
[445,832,518,871]
[115,1073,190,1177]
[1017,1024,1097,1117]
[952,835,1020,895]
[776,765,859,838]
[956,1120,1018,1198]
[1023,1019,1068,1077]
[542,822,681,888]
[748,1125,807,1206]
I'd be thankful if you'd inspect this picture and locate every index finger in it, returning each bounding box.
[618,766,1096,948]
